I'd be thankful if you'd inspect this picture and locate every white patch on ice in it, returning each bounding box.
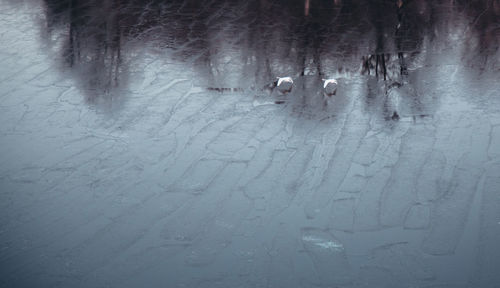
[302,235,344,251]
[190,86,206,93]
[252,100,276,107]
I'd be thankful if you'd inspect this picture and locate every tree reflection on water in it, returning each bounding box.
[41,0,499,104]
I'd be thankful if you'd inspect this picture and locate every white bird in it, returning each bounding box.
[322,78,338,96]
[276,77,293,93]
[277,77,293,86]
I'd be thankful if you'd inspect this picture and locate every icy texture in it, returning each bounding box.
[1,0,499,287]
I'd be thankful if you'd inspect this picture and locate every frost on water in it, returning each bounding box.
[0,0,499,287]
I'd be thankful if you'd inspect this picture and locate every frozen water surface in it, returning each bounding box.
[0,0,499,287]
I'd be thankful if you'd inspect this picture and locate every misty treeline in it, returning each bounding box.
[42,0,499,92]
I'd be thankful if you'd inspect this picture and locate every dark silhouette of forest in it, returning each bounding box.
[41,0,499,102]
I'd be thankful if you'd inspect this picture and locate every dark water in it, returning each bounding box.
[0,0,499,287]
